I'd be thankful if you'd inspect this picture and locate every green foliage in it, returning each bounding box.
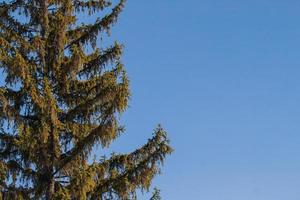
[0,0,172,199]
[150,188,161,200]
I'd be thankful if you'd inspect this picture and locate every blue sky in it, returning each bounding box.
[104,0,300,199]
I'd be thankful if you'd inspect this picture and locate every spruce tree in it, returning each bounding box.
[0,0,172,199]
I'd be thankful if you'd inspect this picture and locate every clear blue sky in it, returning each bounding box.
[103,0,300,199]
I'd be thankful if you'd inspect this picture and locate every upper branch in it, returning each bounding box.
[65,0,125,49]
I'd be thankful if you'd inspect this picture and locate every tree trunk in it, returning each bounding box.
[46,177,55,200]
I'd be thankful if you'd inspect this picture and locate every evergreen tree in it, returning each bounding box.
[0,0,172,199]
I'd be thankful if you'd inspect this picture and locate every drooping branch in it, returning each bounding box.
[73,0,111,13]
[88,128,173,199]
[55,117,120,175]
[65,0,125,49]
[78,43,123,77]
